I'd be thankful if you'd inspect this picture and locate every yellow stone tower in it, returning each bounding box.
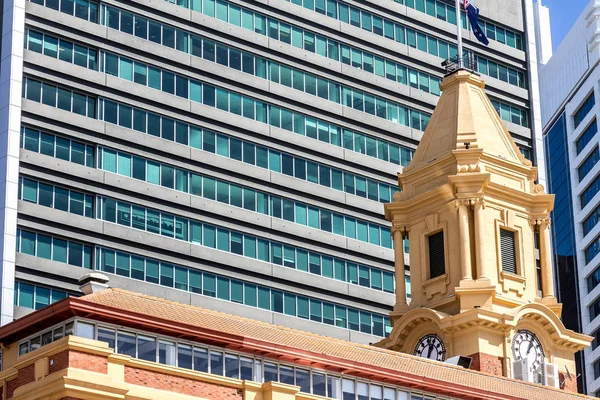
[376,70,591,391]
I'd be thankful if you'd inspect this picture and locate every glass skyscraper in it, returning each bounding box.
[544,113,584,392]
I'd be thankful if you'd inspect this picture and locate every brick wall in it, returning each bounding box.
[468,352,504,376]
[48,349,69,374]
[68,351,108,374]
[559,372,578,393]
[48,350,108,374]
[124,366,243,399]
[5,349,107,399]
[6,364,34,398]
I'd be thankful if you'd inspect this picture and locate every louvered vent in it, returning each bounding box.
[428,231,445,279]
[500,229,517,274]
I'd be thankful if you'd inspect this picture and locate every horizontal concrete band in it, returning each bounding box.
[15,208,396,313]
[24,1,532,134]
[18,152,395,263]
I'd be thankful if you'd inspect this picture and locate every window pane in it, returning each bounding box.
[52,239,68,263]
[178,345,193,369]
[138,335,156,362]
[159,340,176,365]
[194,348,209,372]
[117,332,136,357]
[210,351,224,375]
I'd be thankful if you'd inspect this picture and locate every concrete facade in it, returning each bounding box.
[533,0,552,66]
[3,0,544,348]
[0,0,23,326]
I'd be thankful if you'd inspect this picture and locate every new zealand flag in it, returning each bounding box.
[464,0,489,46]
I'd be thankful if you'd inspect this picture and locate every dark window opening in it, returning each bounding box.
[428,231,445,279]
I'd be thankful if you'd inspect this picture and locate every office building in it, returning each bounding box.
[540,0,600,395]
[0,0,544,346]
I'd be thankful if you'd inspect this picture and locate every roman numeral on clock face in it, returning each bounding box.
[413,334,446,362]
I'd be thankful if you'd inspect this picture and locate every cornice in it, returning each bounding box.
[384,185,455,220]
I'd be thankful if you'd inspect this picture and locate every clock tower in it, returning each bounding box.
[375,70,591,392]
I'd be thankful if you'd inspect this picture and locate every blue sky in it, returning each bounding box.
[544,0,588,50]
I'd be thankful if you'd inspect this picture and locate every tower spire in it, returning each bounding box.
[404,71,528,174]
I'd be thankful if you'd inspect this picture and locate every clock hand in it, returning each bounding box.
[427,344,434,358]
[527,341,533,355]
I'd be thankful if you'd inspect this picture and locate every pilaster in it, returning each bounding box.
[455,199,472,282]
[392,225,409,315]
[473,198,489,283]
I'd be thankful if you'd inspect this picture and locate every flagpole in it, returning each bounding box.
[455,0,463,68]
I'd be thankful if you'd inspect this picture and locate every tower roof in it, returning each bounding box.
[404,70,529,173]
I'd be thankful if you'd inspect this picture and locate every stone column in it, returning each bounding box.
[457,201,472,281]
[393,227,407,309]
[539,219,555,298]
[474,199,488,280]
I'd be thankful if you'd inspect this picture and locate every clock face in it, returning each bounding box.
[413,334,446,361]
[512,330,544,371]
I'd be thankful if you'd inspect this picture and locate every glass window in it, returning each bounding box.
[310,299,322,322]
[27,30,43,53]
[18,283,35,308]
[146,260,159,283]
[231,280,243,303]
[68,242,84,267]
[225,354,239,378]
[34,287,50,310]
[52,238,68,263]
[159,340,176,365]
[117,331,136,357]
[74,321,94,340]
[43,36,59,58]
[217,276,230,300]
[21,178,38,203]
[210,351,224,375]
[41,83,57,107]
[131,256,145,280]
[160,263,174,287]
[258,286,270,310]
[244,283,257,307]
[295,369,310,393]
[178,344,193,369]
[138,335,157,362]
[97,327,116,349]
[264,362,277,382]
[37,234,52,259]
[185,268,201,294]
[194,347,209,372]
[197,270,216,295]
[26,79,42,102]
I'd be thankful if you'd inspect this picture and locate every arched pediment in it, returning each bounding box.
[377,308,450,351]
[505,303,590,351]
